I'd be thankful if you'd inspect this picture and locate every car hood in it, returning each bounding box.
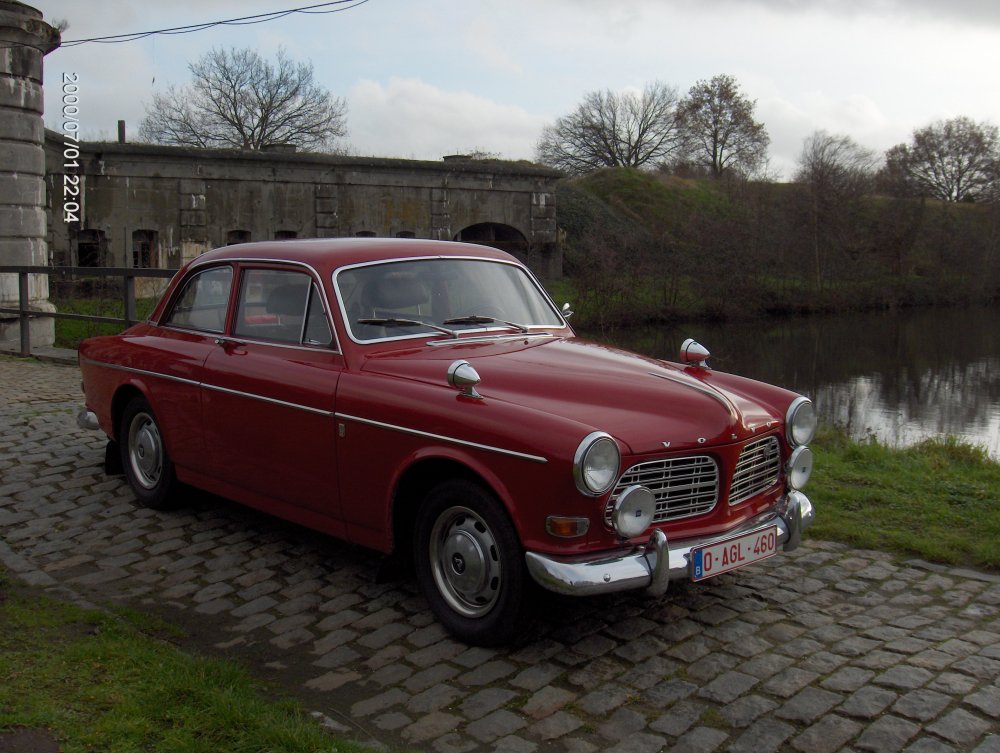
[360,336,788,454]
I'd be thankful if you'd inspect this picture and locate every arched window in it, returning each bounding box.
[227,230,251,245]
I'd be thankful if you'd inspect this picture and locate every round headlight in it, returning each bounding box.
[786,397,817,447]
[787,446,814,490]
[573,432,620,496]
[612,485,655,538]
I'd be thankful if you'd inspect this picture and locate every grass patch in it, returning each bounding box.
[809,426,1000,569]
[0,571,366,753]
[50,297,159,349]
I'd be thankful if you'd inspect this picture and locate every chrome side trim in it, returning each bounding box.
[525,491,813,597]
[81,358,333,418]
[335,412,548,464]
[80,358,201,388]
[201,383,334,417]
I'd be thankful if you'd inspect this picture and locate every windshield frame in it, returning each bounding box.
[332,255,569,345]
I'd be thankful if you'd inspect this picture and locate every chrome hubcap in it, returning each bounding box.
[430,506,501,618]
[128,412,162,490]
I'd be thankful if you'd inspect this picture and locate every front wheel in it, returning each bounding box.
[414,480,527,646]
[119,396,178,509]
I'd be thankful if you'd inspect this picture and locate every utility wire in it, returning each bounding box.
[1,0,370,50]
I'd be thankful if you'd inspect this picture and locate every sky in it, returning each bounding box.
[32,0,1000,179]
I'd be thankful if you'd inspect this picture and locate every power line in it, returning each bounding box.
[1,1,370,50]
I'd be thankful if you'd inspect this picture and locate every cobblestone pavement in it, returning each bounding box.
[2,355,999,753]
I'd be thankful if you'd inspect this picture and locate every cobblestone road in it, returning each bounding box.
[1,355,998,753]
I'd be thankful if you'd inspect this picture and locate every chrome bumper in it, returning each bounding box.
[77,409,100,431]
[525,491,814,597]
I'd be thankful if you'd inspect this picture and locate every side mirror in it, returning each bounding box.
[679,338,711,368]
[448,360,483,399]
[561,302,574,320]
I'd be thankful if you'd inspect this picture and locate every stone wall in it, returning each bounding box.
[44,139,563,279]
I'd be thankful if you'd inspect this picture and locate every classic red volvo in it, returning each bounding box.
[78,238,816,645]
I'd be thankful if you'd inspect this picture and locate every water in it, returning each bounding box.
[579,305,1000,459]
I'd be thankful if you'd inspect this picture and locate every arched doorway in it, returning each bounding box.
[453,223,527,255]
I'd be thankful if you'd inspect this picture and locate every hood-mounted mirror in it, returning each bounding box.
[448,360,483,399]
[679,338,711,369]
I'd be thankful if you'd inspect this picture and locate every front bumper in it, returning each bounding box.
[525,491,814,597]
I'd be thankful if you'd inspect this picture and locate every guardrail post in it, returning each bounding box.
[125,272,137,326]
[18,271,31,357]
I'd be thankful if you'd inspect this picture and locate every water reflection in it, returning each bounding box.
[579,306,1000,459]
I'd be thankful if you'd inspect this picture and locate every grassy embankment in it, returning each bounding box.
[552,168,1000,328]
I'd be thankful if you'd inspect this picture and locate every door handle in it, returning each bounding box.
[214,337,246,349]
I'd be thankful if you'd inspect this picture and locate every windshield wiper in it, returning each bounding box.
[442,314,530,334]
[357,317,457,338]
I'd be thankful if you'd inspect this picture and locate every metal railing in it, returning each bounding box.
[0,266,178,357]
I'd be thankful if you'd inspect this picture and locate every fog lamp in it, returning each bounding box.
[611,485,656,539]
[787,446,814,490]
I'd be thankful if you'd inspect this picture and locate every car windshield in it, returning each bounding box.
[335,258,565,342]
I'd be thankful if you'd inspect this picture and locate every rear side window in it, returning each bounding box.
[164,266,233,333]
[234,268,333,347]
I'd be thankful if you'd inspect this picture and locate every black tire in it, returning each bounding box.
[414,479,528,646]
[119,396,178,509]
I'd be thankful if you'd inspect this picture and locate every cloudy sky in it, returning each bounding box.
[34,0,1000,178]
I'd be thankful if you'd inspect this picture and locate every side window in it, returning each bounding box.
[164,266,233,333]
[234,269,333,347]
[304,284,334,346]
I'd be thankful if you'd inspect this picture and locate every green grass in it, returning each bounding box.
[50,297,159,349]
[0,572,366,753]
[809,425,1000,569]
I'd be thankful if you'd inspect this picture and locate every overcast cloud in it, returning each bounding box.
[34,0,1000,178]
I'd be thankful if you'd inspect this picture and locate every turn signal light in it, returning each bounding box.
[546,516,590,538]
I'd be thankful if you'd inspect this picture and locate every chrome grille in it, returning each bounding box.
[730,435,781,504]
[605,455,719,525]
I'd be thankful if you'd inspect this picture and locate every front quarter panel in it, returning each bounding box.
[334,369,597,554]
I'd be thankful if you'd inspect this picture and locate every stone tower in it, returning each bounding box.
[0,1,60,348]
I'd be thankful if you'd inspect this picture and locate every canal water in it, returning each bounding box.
[579,305,1000,459]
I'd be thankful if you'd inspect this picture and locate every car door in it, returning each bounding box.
[200,264,344,521]
[149,263,236,477]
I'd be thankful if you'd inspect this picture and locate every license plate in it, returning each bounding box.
[690,526,778,581]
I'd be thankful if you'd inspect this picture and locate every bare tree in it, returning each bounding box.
[795,131,879,289]
[796,131,878,198]
[140,47,347,152]
[677,74,769,178]
[882,117,999,202]
[536,82,683,174]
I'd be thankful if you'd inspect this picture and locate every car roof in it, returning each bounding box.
[190,237,520,275]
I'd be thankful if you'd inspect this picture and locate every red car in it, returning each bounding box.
[78,238,816,645]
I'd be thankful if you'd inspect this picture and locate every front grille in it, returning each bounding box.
[730,435,781,504]
[605,455,719,525]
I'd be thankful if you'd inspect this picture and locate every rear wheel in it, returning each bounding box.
[414,480,527,646]
[119,396,178,509]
